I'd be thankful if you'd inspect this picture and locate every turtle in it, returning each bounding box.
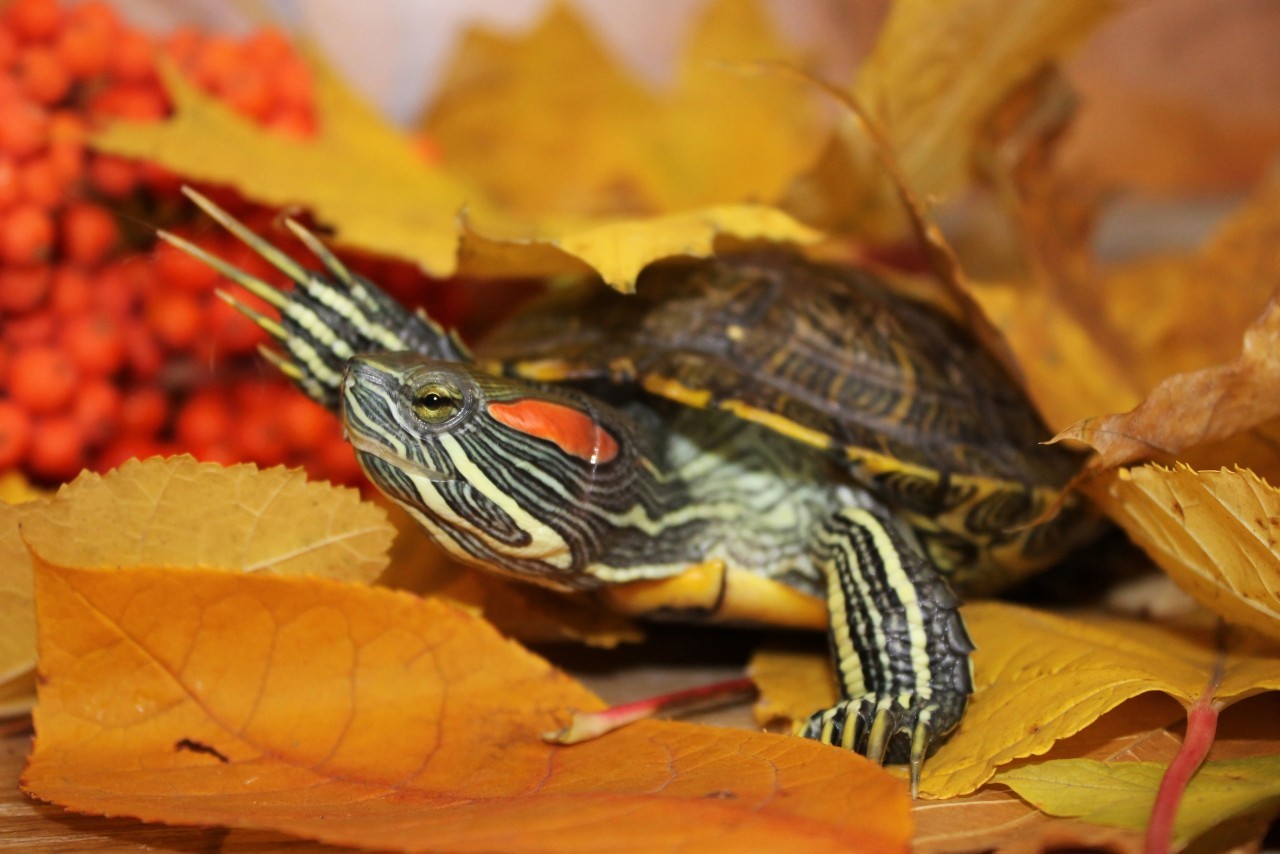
[165,189,1099,795]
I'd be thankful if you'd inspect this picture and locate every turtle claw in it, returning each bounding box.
[801,691,954,798]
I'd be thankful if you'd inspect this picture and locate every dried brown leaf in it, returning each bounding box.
[1056,297,1280,469]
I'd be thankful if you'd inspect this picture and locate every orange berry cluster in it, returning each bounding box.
[0,0,458,487]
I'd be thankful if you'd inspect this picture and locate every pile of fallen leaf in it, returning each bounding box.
[3,0,1280,850]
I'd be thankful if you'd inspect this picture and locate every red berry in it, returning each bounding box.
[94,431,163,471]
[110,30,155,83]
[93,262,143,319]
[55,14,115,79]
[0,400,32,469]
[19,153,67,209]
[49,264,91,315]
[318,437,363,485]
[175,387,232,452]
[16,45,71,105]
[86,153,138,197]
[60,313,127,376]
[89,83,166,122]
[280,392,334,450]
[208,289,269,354]
[61,201,119,265]
[153,236,221,294]
[0,99,49,157]
[123,322,163,380]
[0,156,19,209]
[72,377,122,444]
[4,0,62,43]
[5,306,53,345]
[0,264,49,313]
[119,385,168,435]
[1,203,54,263]
[193,35,240,93]
[9,345,78,413]
[28,415,85,480]
[234,407,289,468]
[145,290,203,350]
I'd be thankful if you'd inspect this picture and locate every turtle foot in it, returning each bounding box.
[801,690,963,798]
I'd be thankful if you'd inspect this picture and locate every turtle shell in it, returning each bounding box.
[478,253,1090,590]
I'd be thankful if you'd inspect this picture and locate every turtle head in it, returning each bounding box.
[341,353,653,589]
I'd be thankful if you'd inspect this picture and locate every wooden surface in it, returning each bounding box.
[0,626,764,850]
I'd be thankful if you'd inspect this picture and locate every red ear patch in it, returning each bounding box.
[488,399,620,465]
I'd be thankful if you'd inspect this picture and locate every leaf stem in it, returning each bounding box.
[545,676,757,744]
[1145,631,1227,854]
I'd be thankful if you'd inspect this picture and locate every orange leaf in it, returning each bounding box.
[23,561,911,852]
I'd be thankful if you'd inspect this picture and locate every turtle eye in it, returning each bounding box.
[411,382,462,424]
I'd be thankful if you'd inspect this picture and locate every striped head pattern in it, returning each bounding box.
[342,353,673,590]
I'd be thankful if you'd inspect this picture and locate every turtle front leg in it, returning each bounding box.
[802,506,974,797]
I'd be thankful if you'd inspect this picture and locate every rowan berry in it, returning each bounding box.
[279,392,333,450]
[110,30,154,83]
[174,387,232,452]
[0,264,50,313]
[0,98,49,156]
[5,306,53,345]
[4,0,62,43]
[49,264,92,315]
[153,236,221,294]
[61,201,119,265]
[19,153,67,208]
[55,13,114,78]
[72,377,122,444]
[16,46,71,105]
[28,414,85,480]
[118,385,168,435]
[234,407,289,468]
[86,153,138,197]
[0,400,32,469]
[145,290,203,351]
[60,312,127,377]
[120,328,160,385]
[0,156,18,208]
[9,345,78,413]
[1,203,52,263]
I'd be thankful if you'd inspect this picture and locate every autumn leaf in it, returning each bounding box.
[24,561,912,852]
[783,0,1112,237]
[1086,464,1280,642]
[93,37,820,291]
[426,0,826,218]
[912,788,1146,853]
[968,280,1141,430]
[996,757,1280,847]
[24,456,392,579]
[1072,171,1280,396]
[0,457,393,717]
[0,502,39,687]
[1056,296,1280,470]
[0,472,43,504]
[750,602,1280,798]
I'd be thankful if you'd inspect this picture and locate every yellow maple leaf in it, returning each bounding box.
[92,39,820,292]
[425,0,826,219]
[0,456,393,715]
[1086,465,1280,642]
[23,560,912,852]
[783,0,1113,237]
[749,602,1280,798]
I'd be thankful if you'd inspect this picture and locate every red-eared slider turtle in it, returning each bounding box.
[167,190,1097,795]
